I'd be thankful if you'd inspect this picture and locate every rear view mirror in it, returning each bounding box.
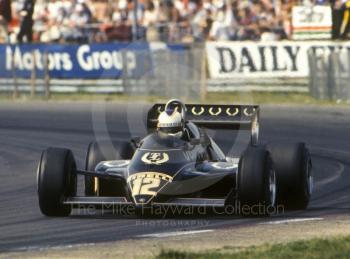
[190,138,201,145]
[131,136,141,148]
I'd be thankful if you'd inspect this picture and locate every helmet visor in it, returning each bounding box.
[159,126,183,134]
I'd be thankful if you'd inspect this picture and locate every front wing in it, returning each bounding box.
[64,197,226,209]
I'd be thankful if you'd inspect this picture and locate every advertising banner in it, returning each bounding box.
[292,5,332,40]
[0,43,185,79]
[206,41,350,79]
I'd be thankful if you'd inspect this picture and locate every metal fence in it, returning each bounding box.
[0,43,313,99]
[308,48,350,101]
[123,45,205,100]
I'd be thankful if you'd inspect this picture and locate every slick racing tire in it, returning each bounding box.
[85,141,134,196]
[37,148,77,217]
[237,146,276,217]
[267,142,312,210]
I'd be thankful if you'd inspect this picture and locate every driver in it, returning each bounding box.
[157,107,185,138]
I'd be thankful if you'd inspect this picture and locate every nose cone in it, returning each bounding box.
[127,172,173,204]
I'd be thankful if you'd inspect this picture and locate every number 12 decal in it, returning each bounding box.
[131,178,161,196]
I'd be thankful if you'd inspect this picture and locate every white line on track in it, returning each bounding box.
[11,243,97,253]
[137,229,213,238]
[261,217,324,225]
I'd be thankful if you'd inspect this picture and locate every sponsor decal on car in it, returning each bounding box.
[127,172,173,201]
[141,152,169,165]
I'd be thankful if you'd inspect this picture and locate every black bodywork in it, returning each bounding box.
[67,104,259,208]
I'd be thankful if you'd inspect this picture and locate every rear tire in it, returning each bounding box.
[267,142,312,210]
[85,141,134,196]
[237,146,276,216]
[37,148,77,217]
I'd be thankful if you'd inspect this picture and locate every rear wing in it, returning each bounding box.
[147,104,260,144]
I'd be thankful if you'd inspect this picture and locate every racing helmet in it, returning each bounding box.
[157,100,186,138]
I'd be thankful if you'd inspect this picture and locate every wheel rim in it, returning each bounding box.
[306,159,313,195]
[269,169,276,206]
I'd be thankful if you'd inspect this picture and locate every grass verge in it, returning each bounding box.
[156,235,350,259]
[1,92,349,105]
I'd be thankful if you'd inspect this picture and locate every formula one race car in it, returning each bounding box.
[37,99,313,217]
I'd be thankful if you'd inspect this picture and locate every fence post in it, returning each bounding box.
[199,46,207,102]
[183,48,190,99]
[122,49,129,94]
[335,49,350,101]
[328,51,337,100]
[175,50,180,98]
[11,49,19,99]
[31,50,36,98]
[144,50,150,95]
[44,51,50,99]
[307,49,315,98]
[165,50,171,97]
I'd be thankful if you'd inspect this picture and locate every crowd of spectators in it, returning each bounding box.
[34,0,294,42]
[0,0,347,43]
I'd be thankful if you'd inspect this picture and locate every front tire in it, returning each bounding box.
[85,141,134,196]
[267,142,312,210]
[237,146,276,216]
[37,148,77,217]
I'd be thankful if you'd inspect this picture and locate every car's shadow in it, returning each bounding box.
[67,206,345,220]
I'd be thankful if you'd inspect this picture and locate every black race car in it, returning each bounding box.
[37,99,313,217]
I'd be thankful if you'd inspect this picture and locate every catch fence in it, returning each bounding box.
[308,48,350,101]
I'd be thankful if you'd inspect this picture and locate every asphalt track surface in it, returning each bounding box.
[0,102,349,252]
